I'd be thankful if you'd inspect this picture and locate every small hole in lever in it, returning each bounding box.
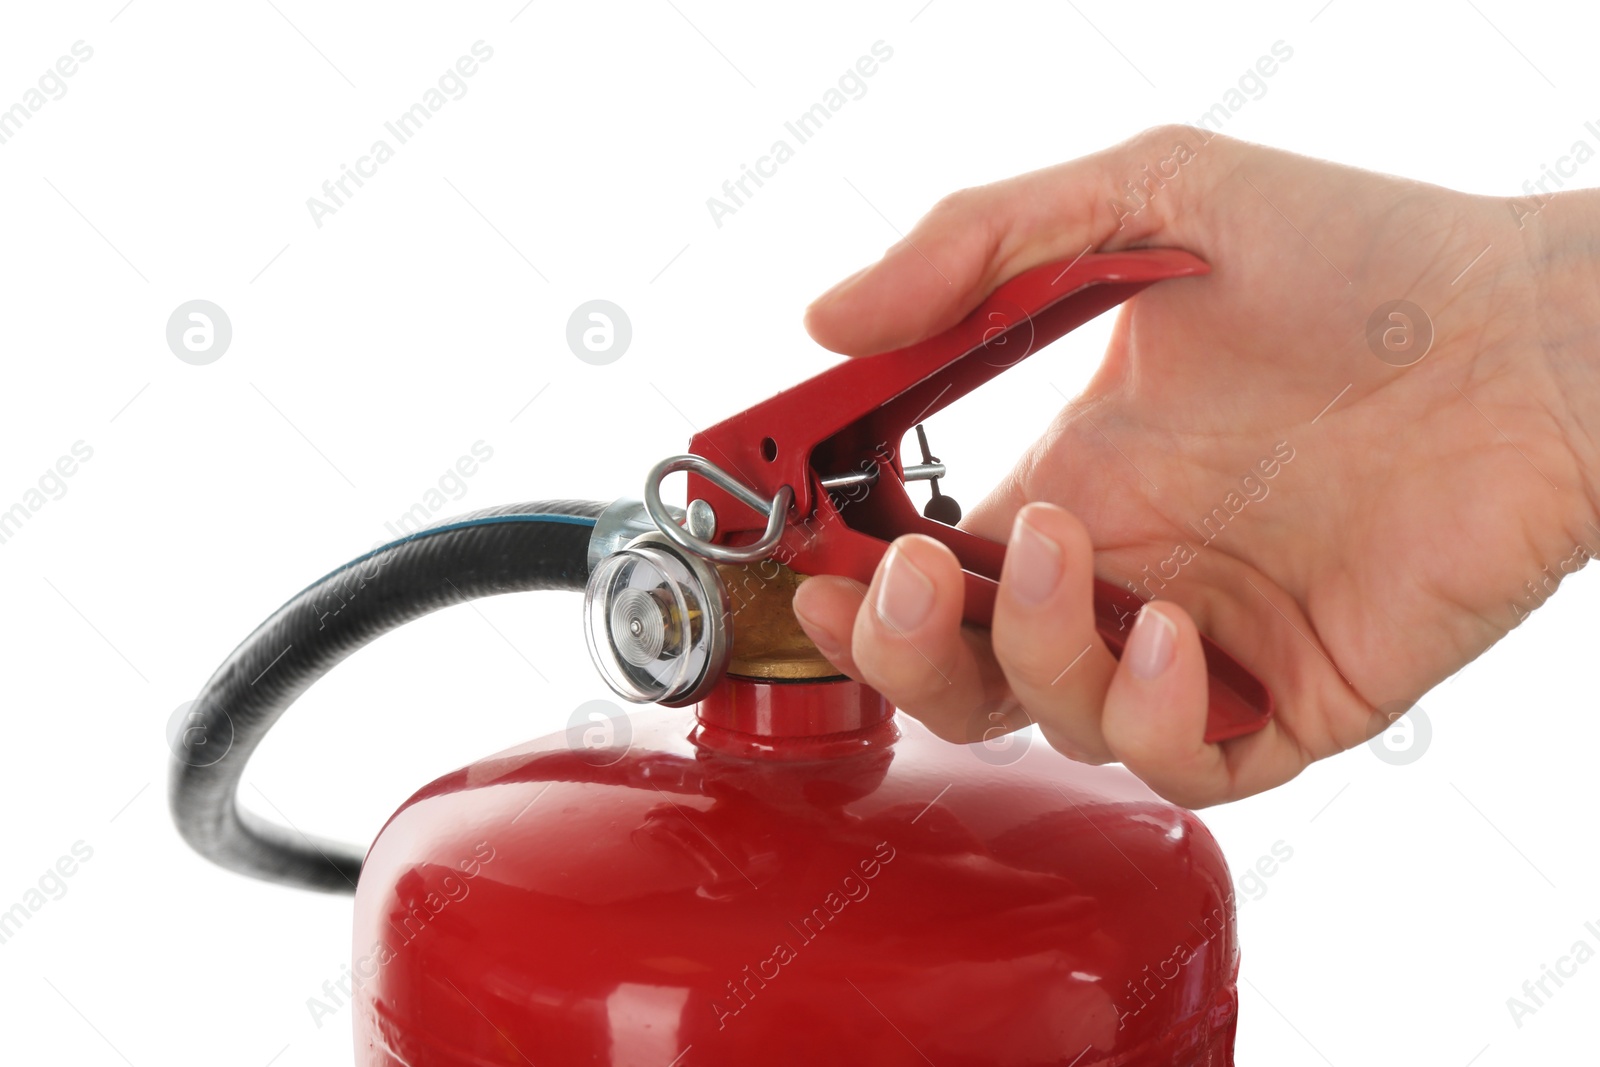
[760,437,778,462]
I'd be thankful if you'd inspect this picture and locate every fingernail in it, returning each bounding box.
[1126,605,1177,680]
[875,545,935,633]
[1008,511,1063,605]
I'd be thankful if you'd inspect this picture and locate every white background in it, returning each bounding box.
[1,1,1597,1064]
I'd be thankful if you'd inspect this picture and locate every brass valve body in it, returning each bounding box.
[717,561,842,680]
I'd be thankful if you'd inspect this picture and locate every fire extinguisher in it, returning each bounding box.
[170,248,1273,1066]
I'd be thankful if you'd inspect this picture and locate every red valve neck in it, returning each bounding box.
[691,675,896,761]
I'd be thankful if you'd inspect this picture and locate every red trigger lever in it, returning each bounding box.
[667,248,1273,744]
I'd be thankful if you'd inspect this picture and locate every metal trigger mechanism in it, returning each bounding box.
[643,455,792,565]
[585,248,1275,742]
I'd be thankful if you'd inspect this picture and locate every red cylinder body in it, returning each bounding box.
[352,679,1239,1065]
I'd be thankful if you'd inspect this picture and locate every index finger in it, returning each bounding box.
[803,127,1195,358]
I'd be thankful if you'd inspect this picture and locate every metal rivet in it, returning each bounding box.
[685,499,717,542]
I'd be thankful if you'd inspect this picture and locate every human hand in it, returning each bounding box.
[791,127,1600,807]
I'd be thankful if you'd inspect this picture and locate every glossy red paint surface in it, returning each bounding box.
[695,673,890,740]
[353,678,1240,1066]
[683,249,1272,744]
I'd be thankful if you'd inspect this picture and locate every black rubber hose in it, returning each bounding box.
[168,500,608,893]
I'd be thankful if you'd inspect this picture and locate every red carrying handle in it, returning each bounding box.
[689,248,1273,744]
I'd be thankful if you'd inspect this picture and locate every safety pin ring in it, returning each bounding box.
[644,454,793,565]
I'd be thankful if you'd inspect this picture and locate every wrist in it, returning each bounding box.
[1516,187,1600,522]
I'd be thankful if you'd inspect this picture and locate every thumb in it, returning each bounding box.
[803,126,1203,357]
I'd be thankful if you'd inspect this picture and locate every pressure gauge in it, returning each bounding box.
[583,533,729,707]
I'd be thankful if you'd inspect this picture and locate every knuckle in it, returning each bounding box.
[1102,725,1160,774]
[960,698,1030,748]
[852,637,951,707]
[1129,122,1222,158]
[918,709,975,745]
[1104,741,1214,809]
[1137,122,1196,150]
[1039,724,1111,766]
[992,629,1068,684]
[1155,781,1214,810]
[992,608,1097,689]
[926,186,983,226]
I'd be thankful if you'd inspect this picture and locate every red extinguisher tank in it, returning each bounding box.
[352,675,1240,1066]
